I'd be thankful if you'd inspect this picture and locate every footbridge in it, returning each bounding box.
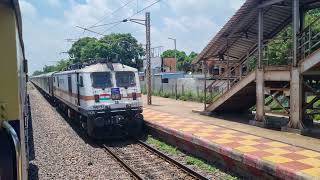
[193,0,320,135]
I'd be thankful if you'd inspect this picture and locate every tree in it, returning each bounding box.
[32,70,43,76]
[68,37,97,63]
[67,33,144,68]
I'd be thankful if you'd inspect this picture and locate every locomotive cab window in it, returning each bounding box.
[91,72,112,89]
[116,71,136,87]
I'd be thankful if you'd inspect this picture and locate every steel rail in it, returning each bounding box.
[102,144,143,180]
[137,140,209,180]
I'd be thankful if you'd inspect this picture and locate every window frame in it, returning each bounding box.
[115,71,136,88]
[91,72,113,89]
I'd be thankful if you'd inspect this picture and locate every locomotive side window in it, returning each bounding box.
[91,72,112,89]
[116,71,136,87]
[57,77,59,87]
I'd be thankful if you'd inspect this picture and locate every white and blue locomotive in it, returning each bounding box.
[31,62,143,138]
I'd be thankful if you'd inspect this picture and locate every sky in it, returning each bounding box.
[19,0,245,74]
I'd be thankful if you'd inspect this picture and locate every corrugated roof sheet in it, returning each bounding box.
[193,0,320,64]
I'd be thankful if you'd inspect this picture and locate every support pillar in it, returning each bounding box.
[289,68,304,129]
[255,68,265,122]
[288,0,304,130]
[251,7,265,126]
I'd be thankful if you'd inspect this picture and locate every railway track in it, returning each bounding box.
[102,140,209,180]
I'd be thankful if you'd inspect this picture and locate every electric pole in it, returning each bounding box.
[146,12,152,105]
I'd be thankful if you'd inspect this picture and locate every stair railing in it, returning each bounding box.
[298,16,320,61]
[204,48,258,109]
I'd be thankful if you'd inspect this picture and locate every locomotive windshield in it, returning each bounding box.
[116,71,136,87]
[91,72,112,89]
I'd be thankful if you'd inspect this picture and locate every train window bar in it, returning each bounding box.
[2,121,22,180]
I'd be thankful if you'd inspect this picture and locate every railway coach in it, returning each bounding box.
[31,61,144,139]
[0,0,29,179]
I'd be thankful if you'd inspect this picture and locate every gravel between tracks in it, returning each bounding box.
[28,86,133,180]
[107,141,197,180]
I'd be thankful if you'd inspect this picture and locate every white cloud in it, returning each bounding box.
[20,0,242,73]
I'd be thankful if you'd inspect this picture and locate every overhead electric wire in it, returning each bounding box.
[90,0,136,28]
[100,0,162,34]
[77,0,161,37]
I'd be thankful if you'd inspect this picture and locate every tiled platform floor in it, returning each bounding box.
[143,108,320,179]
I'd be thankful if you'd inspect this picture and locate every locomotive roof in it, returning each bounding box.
[31,71,56,78]
[54,63,138,75]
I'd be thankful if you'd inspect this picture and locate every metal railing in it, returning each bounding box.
[204,40,292,110]
[298,16,320,61]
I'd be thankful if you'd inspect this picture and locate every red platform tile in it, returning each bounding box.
[282,153,309,161]
[246,151,274,158]
[278,161,313,171]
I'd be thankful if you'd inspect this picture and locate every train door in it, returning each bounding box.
[76,73,80,106]
[68,75,72,103]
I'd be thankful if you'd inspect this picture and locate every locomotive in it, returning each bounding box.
[0,0,29,179]
[30,61,144,138]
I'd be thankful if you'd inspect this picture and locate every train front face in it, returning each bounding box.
[83,69,143,138]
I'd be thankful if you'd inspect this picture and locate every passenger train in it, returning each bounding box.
[30,61,144,138]
[0,0,29,179]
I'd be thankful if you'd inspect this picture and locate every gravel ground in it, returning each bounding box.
[28,86,133,180]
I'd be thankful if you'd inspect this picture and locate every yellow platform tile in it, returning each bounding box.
[212,138,233,144]
[263,155,293,164]
[301,168,320,177]
[220,129,238,134]
[298,158,320,167]
[264,148,291,155]
[179,127,196,132]
[265,141,289,148]
[194,132,212,138]
[216,134,236,139]
[197,128,215,133]
[241,135,262,140]
[296,150,320,158]
[238,140,260,146]
[235,145,259,153]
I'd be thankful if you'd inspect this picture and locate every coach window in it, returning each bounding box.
[91,72,112,89]
[57,77,59,87]
[79,76,84,87]
[68,76,72,93]
[116,71,136,87]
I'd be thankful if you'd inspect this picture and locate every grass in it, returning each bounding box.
[146,135,238,180]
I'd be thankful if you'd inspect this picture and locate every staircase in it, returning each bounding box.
[203,17,320,118]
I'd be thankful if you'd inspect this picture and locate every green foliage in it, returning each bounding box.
[33,33,144,75]
[32,70,44,76]
[68,33,144,68]
[247,8,320,70]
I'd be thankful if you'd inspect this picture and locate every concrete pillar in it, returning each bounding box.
[255,68,265,122]
[288,0,303,130]
[252,7,265,124]
[289,67,303,129]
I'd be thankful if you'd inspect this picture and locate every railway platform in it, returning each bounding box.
[143,96,320,179]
